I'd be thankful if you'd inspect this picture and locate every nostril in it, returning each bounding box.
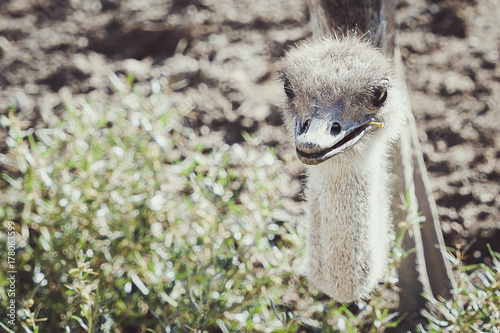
[331,122,341,135]
[302,119,310,132]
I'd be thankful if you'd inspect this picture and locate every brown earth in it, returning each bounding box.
[1,0,499,263]
[398,0,500,262]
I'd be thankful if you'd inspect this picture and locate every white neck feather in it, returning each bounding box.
[305,142,391,302]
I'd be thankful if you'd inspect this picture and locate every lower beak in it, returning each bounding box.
[295,117,379,165]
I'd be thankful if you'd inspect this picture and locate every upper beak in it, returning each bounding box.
[295,114,379,165]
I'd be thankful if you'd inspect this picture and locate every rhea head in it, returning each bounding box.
[280,36,396,165]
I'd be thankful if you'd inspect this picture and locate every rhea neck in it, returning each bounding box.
[306,141,388,223]
[304,139,390,298]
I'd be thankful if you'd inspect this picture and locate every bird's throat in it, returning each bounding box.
[305,151,390,301]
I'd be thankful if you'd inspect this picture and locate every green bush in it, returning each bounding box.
[0,75,498,332]
[420,244,500,333]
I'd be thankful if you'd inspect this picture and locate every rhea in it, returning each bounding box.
[280,26,405,300]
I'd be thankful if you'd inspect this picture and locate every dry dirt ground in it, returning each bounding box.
[1,0,499,263]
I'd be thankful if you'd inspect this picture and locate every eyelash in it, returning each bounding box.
[283,77,295,99]
[368,88,387,109]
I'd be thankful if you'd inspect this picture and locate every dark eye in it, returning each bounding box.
[369,88,387,109]
[283,76,295,100]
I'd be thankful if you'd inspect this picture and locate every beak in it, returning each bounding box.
[294,113,381,165]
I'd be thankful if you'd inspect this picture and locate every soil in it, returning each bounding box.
[398,0,500,262]
[1,0,499,263]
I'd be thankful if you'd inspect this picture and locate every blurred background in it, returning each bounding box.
[1,0,498,260]
[0,0,499,331]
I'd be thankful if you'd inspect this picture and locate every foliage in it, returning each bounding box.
[0,74,497,332]
[419,244,500,333]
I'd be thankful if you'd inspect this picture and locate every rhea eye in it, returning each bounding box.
[283,76,295,100]
[368,88,387,110]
